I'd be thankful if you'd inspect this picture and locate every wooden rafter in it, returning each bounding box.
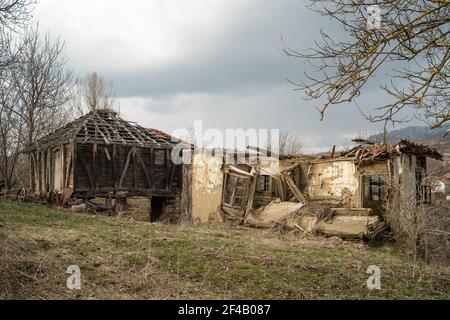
[24,110,177,152]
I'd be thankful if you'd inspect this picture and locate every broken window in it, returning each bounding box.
[259,175,270,192]
[223,174,251,210]
[368,175,388,202]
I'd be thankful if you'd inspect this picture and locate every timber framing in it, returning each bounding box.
[24,109,184,200]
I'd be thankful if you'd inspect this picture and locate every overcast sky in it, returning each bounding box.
[33,0,411,153]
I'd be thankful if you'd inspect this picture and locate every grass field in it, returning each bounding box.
[0,199,448,300]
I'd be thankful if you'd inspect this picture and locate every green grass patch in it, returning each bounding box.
[0,199,448,300]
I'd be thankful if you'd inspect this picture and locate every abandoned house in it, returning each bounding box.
[22,111,443,240]
[24,109,191,222]
[191,140,443,240]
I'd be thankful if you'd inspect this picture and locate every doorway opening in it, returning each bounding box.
[150,197,166,222]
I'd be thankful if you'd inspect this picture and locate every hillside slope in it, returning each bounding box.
[369,125,449,154]
[0,200,448,300]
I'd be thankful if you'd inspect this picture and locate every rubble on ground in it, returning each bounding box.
[245,200,386,241]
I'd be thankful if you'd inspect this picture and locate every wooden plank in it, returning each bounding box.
[283,173,307,204]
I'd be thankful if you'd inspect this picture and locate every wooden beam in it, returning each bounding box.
[276,177,286,201]
[150,148,155,190]
[47,149,52,192]
[77,148,94,190]
[73,143,78,190]
[112,145,118,189]
[64,151,72,188]
[133,148,138,188]
[224,165,255,178]
[136,151,151,189]
[119,147,135,188]
[92,144,98,190]
[282,163,300,174]
[104,148,111,161]
[222,171,229,205]
[62,146,66,191]
[165,149,171,190]
[167,163,176,191]
[244,169,258,219]
[283,173,307,204]
[30,151,38,191]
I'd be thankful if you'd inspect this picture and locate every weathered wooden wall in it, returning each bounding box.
[31,144,73,195]
[30,143,182,199]
[74,143,181,197]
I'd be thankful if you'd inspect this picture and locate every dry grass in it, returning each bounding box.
[0,199,449,300]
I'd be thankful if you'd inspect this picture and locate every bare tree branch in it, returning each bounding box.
[10,24,73,146]
[279,130,303,156]
[70,72,120,117]
[285,0,449,129]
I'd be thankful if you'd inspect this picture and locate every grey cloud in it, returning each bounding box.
[34,0,419,151]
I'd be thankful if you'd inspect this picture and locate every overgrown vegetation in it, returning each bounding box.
[386,171,450,269]
[0,199,448,300]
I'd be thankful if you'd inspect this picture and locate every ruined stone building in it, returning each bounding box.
[22,111,443,240]
[191,140,443,239]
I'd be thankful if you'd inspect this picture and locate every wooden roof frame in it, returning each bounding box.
[24,109,180,152]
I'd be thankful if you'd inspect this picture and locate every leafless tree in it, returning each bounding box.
[279,130,303,156]
[386,170,450,268]
[0,69,24,191]
[5,25,73,190]
[11,25,73,146]
[285,0,449,131]
[0,0,35,190]
[0,0,35,70]
[0,0,35,28]
[71,72,120,117]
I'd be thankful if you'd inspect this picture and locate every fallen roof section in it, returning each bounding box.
[341,139,443,163]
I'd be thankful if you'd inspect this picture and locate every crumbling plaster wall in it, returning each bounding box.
[192,150,224,224]
[282,159,390,208]
[393,153,418,199]
[304,160,360,205]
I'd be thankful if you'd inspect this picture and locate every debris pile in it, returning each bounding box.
[245,201,386,241]
[343,139,443,164]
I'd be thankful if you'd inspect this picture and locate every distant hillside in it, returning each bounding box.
[369,125,450,154]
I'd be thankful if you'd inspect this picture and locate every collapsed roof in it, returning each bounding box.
[342,139,443,164]
[25,109,179,152]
